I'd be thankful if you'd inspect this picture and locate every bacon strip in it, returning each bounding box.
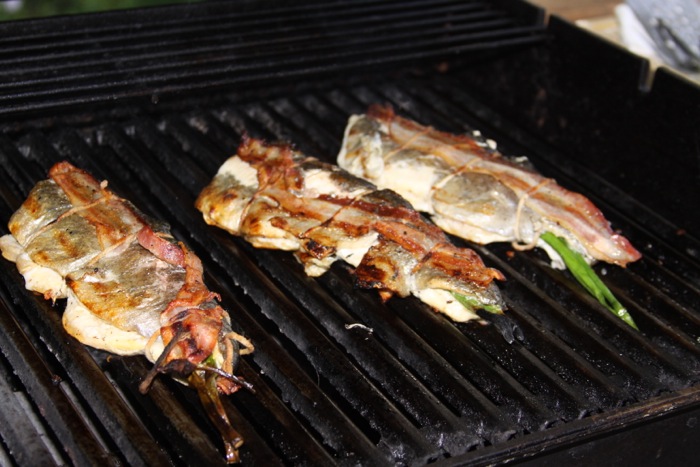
[159,244,224,368]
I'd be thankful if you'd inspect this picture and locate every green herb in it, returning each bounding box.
[451,292,503,315]
[202,354,217,368]
[540,231,638,330]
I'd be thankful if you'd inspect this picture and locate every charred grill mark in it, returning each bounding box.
[277,195,327,221]
[349,195,413,219]
[222,190,240,201]
[317,193,353,205]
[57,227,82,258]
[23,193,44,216]
[303,238,335,259]
[302,212,371,239]
[354,261,390,289]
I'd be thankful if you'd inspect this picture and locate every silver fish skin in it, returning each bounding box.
[338,105,641,268]
[3,166,183,349]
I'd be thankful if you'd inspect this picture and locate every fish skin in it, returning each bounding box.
[339,105,641,267]
[67,240,183,339]
[2,161,232,370]
[8,179,73,247]
[5,162,185,350]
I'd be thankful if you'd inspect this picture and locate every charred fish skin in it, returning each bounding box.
[0,161,252,464]
[196,137,505,323]
[338,105,641,268]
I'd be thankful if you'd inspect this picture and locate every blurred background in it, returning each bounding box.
[0,0,623,22]
[0,0,203,20]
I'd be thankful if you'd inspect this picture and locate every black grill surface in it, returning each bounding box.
[0,1,699,466]
[0,0,544,118]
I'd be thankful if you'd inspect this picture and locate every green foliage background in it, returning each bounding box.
[0,1,205,21]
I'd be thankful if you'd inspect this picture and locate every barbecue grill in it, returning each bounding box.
[0,1,698,465]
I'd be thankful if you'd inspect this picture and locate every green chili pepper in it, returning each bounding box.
[451,291,503,315]
[540,231,638,330]
[202,354,217,368]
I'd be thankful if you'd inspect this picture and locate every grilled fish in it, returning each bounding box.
[0,161,252,463]
[337,105,644,328]
[338,105,641,268]
[196,137,505,323]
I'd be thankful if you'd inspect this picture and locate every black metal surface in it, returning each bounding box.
[0,0,545,119]
[0,1,698,466]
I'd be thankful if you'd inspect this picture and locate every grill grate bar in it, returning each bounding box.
[0,0,507,50]
[0,353,65,465]
[0,80,698,464]
[1,8,508,65]
[96,122,434,463]
[0,33,546,117]
[0,0,545,117]
[0,25,543,92]
[0,1,697,463]
[0,279,120,466]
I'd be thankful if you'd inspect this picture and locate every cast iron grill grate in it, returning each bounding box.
[0,77,699,465]
[0,0,545,118]
[0,1,698,466]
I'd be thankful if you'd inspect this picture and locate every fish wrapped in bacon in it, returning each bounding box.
[338,105,642,327]
[0,161,252,463]
[196,137,505,323]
